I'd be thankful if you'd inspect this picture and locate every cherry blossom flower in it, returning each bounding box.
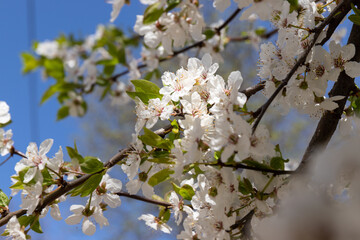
[329,41,360,80]
[4,216,26,240]
[0,101,11,124]
[15,139,54,183]
[65,204,109,236]
[64,92,85,117]
[91,174,122,208]
[35,40,60,59]
[0,129,13,156]
[138,214,172,234]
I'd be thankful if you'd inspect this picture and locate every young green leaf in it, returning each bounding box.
[139,128,173,150]
[21,53,39,73]
[148,168,174,187]
[57,105,69,121]
[143,2,164,25]
[80,157,104,174]
[70,173,103,197]
[0,189,9,207]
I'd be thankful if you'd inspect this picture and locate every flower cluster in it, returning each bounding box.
[129,54,284,238]
[258,1,360,116]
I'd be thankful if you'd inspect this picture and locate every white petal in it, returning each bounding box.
[69,204,85,214]
[104,194,122,208]
[82,218,96,236]
[39,139,53,155]
[344,61,360,78]
[50,205,62,220]
[65,214,83,225]
[23,167,37,183]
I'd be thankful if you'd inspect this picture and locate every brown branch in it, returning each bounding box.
[228,29,278,42]
[240,81,265,99]
[215,8,242,34]
[206,160,293,175]
[0,126,172,227]
[229,209,255,231]
[251,0,352,134]
[298,22,360,173]
[116,191,172,208]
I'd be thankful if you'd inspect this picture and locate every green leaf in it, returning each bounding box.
[159,208,171,222]
[18,215,34,227]
[66,146,84,164]
[17,215,43,234]
[132,79,160,94]
[255,27,266,36]
[287,0,299,12]
[351,3,360,16]
[0,120,12,128]
[238,177,253,195]
[178,184,195,201]
[270,157,285,170]
[126,92,162,105]
[10,178,24,190]
[127,79,162,104]
[100,83,112,101]
[165,0,181,12]
[117,46,126,65]
[80,157,104,174]
[139,128,174,150]
[44,58,65,80]
[96,58,118,66]
[70,173,103,197]
[143,2,164,25]
[31,218,43,234]
[148,168,174,187]
[171,182,181,194]
[204,29,216,40]
[103,65,116,77]
[21,53,39,73]
[41,82,80,104]
[57,105,69,121]
[0,189,9,207]
[238,179,251,195]
[353,97,360,117]
[41,168,55,186]
[349,15,360,26]
[147,158,174,164]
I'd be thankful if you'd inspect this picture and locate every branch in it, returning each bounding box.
[251,0,352,134]
[240,81,265,99]
[229,209,255,231]
[116,191,172,208]
[215,8,241,34]
[298,22,360,173]
[0,126,173,227]
[205,160,293,175]
[228,29,278,42]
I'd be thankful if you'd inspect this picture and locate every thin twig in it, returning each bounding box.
[215,8,242,34]
[251,0,352,134]
[228,29,278,42]
[240,81,265,99]
[116,191,172,208]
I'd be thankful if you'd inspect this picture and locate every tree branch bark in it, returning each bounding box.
[299,22,360,173]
